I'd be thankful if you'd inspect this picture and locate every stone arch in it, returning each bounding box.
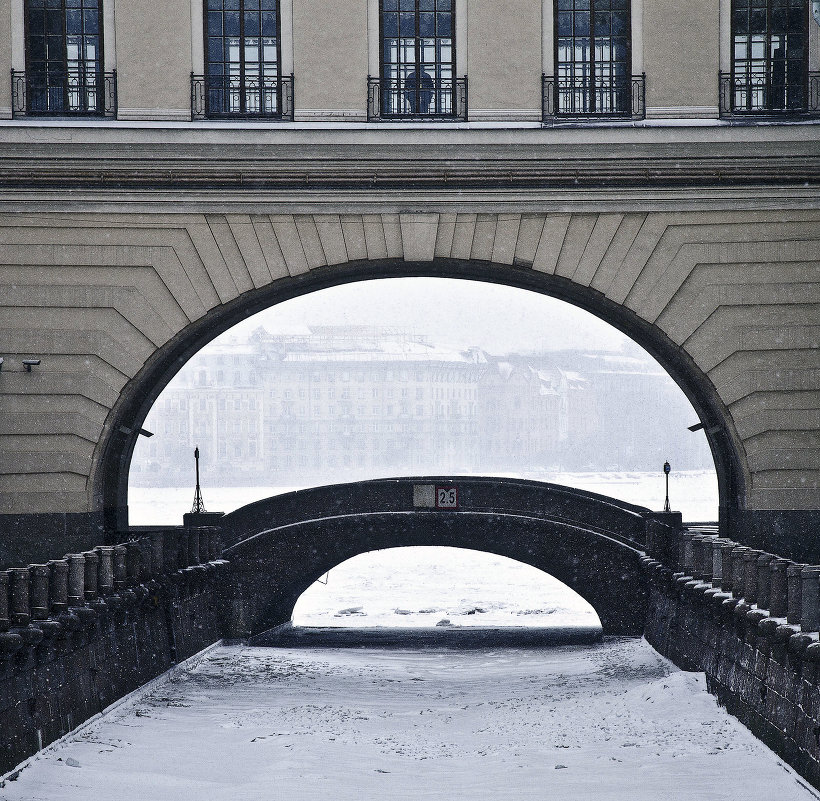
[8,206,819,562]
[223,491,650,636]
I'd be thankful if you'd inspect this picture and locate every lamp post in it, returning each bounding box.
[663,460,671,513]
[191,446,206,514]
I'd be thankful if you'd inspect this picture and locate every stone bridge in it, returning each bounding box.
[221,476,654,637]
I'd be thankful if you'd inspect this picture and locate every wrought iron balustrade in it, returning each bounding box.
[367,76,467,121]
[11,70,117,118]
[542,74,645,122]
[719,72,820,118]
[191,74,294,120]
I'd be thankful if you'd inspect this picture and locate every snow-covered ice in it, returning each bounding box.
[292,546,601,630]
[4,639,816,801]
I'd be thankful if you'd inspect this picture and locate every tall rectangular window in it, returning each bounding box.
[730,0,808,112]
[377,0,460,118]
[23,0,104,114]
[554,0,632,115]
[203,0,283,117]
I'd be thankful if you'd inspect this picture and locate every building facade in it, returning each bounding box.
[0,0,818,564]
[130,326,711,487]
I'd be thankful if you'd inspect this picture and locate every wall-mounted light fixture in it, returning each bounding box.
[0,357,4,372]
[117,424,154,438]
[22,359,41,372]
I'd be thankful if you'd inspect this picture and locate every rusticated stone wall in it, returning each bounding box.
[0,527,227,777]
[644,526,820,789]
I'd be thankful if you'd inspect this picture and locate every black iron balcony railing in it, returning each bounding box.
[719,72,820,118]
[11,69,117,118]
[367,75,467,121]
[542,74,645,122]
[191,74,294,120]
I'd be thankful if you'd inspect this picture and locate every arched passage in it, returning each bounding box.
[97,260,742,540]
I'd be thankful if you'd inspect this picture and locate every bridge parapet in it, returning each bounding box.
[0,526,228,778]
[644,522,820,788]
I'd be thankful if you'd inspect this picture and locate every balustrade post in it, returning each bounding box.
[66,554,85,606]
[83,551,99,601]
[113,545,127,590]
[769,559,790,618]
[720,542,736,593]
[680,532,696,575]
[95,546,115,595]
[710,539,725,588]
[756,553,774,610]
[0,571,11,631]
[28,564,50,621]
[731,547,749,599]
[206,527,221,561]
[801,566,820,632]
[743,550,760,605]
[125,542,142,585]
[9,567,31,625]
[150,531,165,576]
[197,527,210,564]
[49,559,69,613]
[787,563,805,625]
[187,528,201,566]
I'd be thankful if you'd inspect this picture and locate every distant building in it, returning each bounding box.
[131,326,713,487]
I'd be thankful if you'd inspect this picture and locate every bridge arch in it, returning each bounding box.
[100,256,741,536]
[221,478,652,637]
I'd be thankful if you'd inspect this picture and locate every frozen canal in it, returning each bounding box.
[4,639,817,801]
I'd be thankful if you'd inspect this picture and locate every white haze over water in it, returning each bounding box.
[128,469,719,526]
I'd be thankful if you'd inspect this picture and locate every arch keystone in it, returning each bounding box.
[400,214,439,262]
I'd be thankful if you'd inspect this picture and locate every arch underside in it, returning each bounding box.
[225,511,649,637]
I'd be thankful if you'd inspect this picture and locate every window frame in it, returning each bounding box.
[18,0,112,117]
[198,0,291,120]
[373,0,465,120]
[725,0,813,115]
[550,0,636,118]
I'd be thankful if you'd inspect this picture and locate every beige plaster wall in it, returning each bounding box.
[643,0,720,117]
[115,0,193,119]
[292,0,368,119]
[467,0,542,119]
[0,1,11,118]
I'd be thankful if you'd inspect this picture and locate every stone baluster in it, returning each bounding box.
[163,529,180,573]
[197,527,210,564]
[801,566,820,633]
[756,553,774,611]
[83,551,99,601]
[150,531,165,576]
[66,554,85,606]
[787,563,805,625]
[743,550,760,605]
[206,527,221,562]
[187,529,201,567]
[9,568,31,625]
[113,545,127,591]
[95,546,115,596]
[731,547,749,599]
[0,571,11,631]
[49,559,69,613]
[680,532,696,575]
[769,559,790,618]
[125,541,142,585]
[690,537,705,580]
[710,539,725,589]
[28,564,50,621]
[720,542,736,593]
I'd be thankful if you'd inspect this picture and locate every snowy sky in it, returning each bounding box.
[219,277,632,354]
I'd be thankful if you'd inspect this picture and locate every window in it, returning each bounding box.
[373,0,465,119]
[17,0,114,117]
[547,0,640,118]
[724,0,812,114]
[197,0,292,119]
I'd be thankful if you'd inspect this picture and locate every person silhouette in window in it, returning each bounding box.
[404,69,434,114]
